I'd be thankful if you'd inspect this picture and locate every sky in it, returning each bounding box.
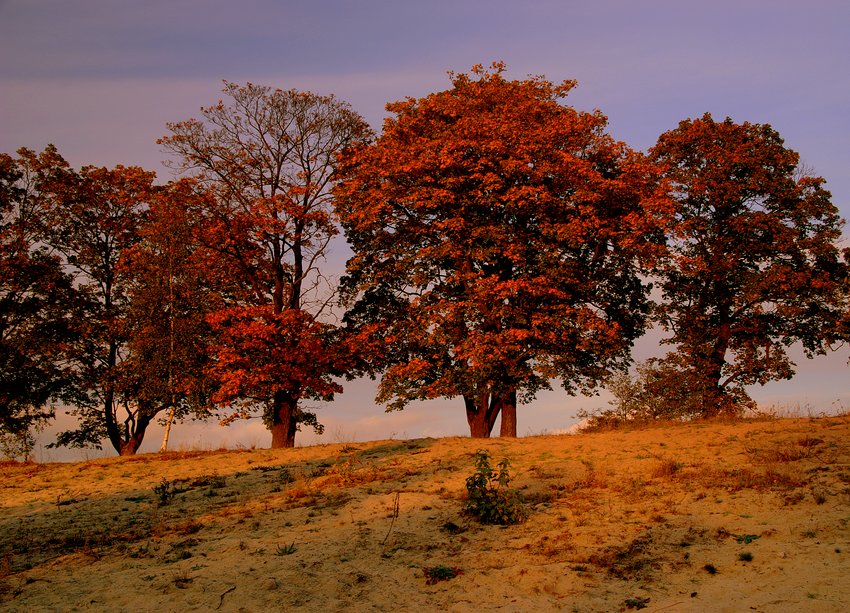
[1,0,849,459]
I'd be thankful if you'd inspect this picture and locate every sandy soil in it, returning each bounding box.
[2,415,849,612]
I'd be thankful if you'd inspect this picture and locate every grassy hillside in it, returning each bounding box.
[2,415,850,612]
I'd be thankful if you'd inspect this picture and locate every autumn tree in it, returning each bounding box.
[0,149,76,458]
[334,63,671,438]
[23,146,167,454]
[649,114,849,414]
[120,179,220,452]
[159,82,372,448]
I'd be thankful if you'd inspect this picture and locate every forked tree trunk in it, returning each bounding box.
[119,412,153,456]
[464,390,509,438]
[270,390,298,448]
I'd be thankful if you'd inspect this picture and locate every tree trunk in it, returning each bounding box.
[270,390,298,448]
[464,391,503,438]
[703,311,732,417]
[499,389,517,437]
[104,389,123,455]
[119,412,152,456]
[159,406,177,452]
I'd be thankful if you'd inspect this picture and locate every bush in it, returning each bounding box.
[154,478,175,506]
[464,450,527,525]
[0,428,36,461]
[580,357,755,430]
[423,565,463,584]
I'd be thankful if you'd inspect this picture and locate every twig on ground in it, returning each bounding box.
[217,585,236,609]
[382,492,400,545]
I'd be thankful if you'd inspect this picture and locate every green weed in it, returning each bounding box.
[464,450,527,525]
[423,565,463,584]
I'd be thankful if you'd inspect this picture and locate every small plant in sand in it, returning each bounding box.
[276,542,297,556]
[464,450,527,525]
[423,565,463,584]
[154,478,175,506]
[624,595,650,610]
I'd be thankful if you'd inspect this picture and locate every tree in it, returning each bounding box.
[26,147,162,454]
[334,63,671,438]
[0,149,76,457]
[649,114,848,414]
[120,179,219,452]
[159,82,372,448]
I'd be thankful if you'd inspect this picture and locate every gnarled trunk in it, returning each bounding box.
[118,411,153,456]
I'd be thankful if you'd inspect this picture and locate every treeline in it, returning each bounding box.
[2,64,848,458]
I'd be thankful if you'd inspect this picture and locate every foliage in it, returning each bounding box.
[119,179,219,450]
[583,356,758,429]
[0,150,77,443]
[154,478,175,506]
[3,147,222,455]
[23,146,166,454]
[464,449,527,525]
[0,426,38,461]
[335,62,672,437]
[159,82,372,448]
[207,306,349,433]
[650,114,849,415]
[423,565,463,584]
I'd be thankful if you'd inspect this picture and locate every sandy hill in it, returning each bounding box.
[2,415,849,612]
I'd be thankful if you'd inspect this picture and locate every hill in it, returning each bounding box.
[2,415,850,612]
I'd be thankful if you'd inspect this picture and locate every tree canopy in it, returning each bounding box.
[649,113,848,414]
[3,73,849,456]
[159,82,372,447]
[334,63,672,437]
[0,150,76,456]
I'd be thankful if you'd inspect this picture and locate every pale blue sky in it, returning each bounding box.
[1,1,848,457]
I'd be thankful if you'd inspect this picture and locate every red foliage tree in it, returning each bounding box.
[159,82,372,447]
[21,146,159,454]
[650,114,849,414]
[334,63,671,437]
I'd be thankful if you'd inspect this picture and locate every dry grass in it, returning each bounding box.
[1,416,850,611]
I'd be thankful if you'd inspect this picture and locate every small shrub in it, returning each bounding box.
[276,543,297,556]
[738,551,754,562]
[154,479,175,506]
[733,534,760,545]
[464,450,527,525]
[624,596,651,610]
[190,474,226,489]
[703,563,718,575]
[423,565,463,584]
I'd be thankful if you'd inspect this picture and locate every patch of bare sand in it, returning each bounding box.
[2,416,849,612]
